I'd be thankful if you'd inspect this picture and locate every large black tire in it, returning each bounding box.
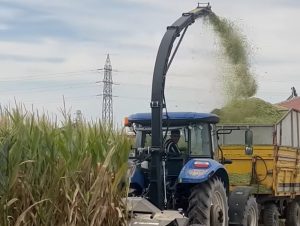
[263,203,280,226]
[240,196,259,226]
[285,201,300,226]
[187,178,228,226]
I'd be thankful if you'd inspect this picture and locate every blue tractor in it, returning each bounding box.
[126,112,230,225]
[125,4,255,226]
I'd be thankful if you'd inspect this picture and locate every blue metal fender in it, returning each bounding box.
[131,168,144,189]
[128,161,145,191]
[178,158,227,184]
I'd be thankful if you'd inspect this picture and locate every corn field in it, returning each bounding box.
[0,107,131,226]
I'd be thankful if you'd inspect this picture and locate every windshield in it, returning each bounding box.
[136,123,212,157]
[137,128,188,154]
[134,124,211,157]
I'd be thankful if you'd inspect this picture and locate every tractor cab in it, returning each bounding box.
[127,112,219,159]
[125,112,223,201]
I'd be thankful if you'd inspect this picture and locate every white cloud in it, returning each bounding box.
[0,0,299,123]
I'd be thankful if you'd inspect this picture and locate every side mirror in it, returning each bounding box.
[245,147,253,155]
[245,130,253,155]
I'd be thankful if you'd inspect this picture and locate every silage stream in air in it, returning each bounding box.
[208,13,257,99]
[207,13,283,124]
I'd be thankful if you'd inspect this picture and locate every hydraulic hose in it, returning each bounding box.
[251,155,268,184]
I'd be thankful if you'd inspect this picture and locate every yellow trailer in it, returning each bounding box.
[217,109,300,226]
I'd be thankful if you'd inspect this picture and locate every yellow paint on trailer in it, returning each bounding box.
[222,144,300,197]
[274,146,300,197]
[222,145,274,194]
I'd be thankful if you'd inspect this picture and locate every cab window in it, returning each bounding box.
[139,128,188,154]
[190,124,211,157]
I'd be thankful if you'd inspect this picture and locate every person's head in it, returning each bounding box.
[170,129,181,143]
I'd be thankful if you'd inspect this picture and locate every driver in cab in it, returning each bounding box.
[164,129,181,156]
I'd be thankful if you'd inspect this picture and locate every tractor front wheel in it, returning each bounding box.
[187,177,228,226]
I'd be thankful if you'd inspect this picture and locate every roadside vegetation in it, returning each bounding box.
[0,106,131,226]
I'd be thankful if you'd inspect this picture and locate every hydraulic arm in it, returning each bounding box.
[149,4,212,209]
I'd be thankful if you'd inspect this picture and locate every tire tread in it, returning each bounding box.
[187,178,228,225]
[285,201,300,226]
[263,203,279,226]
[241,196,258,226]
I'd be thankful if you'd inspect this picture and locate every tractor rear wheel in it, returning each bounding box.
[187,177,228,226]
[241,196,259,226]
[285,201,300,226]
[263,203,280,226]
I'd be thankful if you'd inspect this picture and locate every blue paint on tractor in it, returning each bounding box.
[128,112,219,126]
[178,158,226,183]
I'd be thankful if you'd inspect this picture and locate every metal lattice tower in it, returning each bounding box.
[102,54,113,124]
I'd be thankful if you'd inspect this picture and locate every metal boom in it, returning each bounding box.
[149,4,212,209]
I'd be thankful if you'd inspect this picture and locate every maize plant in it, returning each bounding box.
[0,106,131,226]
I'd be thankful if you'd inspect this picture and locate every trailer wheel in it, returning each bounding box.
[241,196,259,226]
[263,203,280,226]
[285,201,300,226]
[187,178,228,226]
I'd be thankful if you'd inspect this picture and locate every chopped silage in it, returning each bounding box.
[208,13,257,99]
[212,97,285,124]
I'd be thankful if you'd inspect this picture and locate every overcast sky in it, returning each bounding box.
[0,0,299,124]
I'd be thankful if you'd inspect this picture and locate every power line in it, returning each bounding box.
[0,69,99,81]
[9,95,97,105]
[0,82,96,95]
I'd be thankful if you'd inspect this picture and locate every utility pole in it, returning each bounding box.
[102,54,113,125]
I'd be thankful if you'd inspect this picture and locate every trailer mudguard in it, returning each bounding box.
[228,186,255,225]
[177,158,226,184]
